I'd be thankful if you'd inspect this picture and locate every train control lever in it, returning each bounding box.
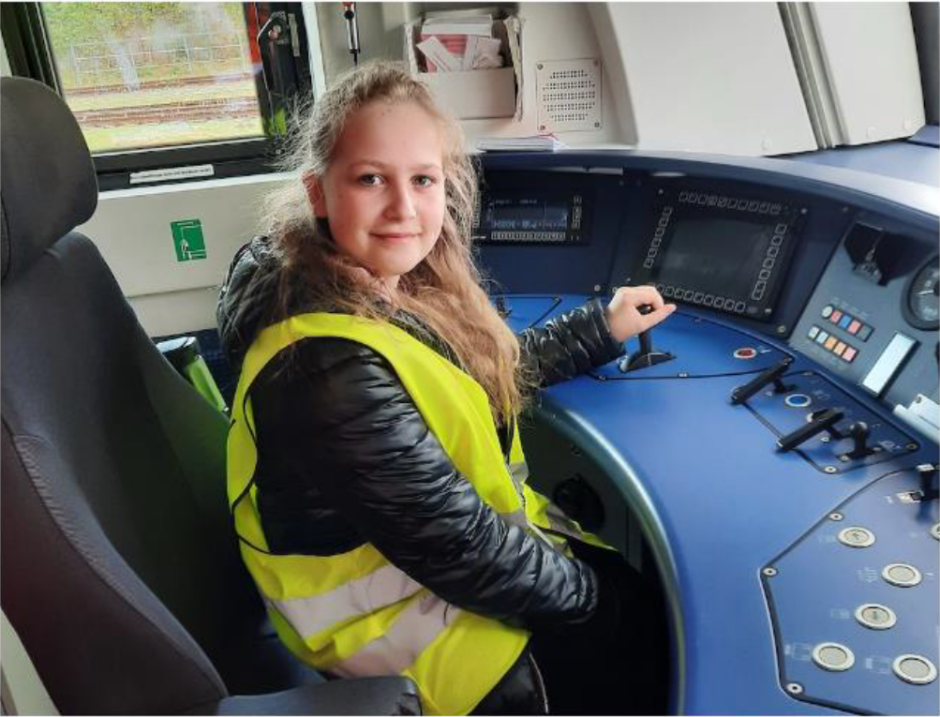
[776,407,845,452]
[917,463,939,501]
[619,305,675,373]
[840,421,878,460]
[730,357,795,405]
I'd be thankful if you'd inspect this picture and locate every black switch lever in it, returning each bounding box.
[730,356,795,406]
[619,304,675,373]
[841,421,876,460]
[917,463,939,501]
[777,407,845,452]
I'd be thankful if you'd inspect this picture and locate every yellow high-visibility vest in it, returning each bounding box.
[228,312,566,715]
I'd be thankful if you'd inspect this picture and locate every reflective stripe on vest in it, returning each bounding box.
[227,313,531,715]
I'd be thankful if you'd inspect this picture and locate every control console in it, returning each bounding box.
[763,466,939,715]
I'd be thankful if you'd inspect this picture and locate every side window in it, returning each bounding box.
[43,2,265,154]
[2,2,313,189]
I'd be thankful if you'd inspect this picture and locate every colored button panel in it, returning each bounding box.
[857,324,873,341]
[833,341,847,357]
[838,314,852,330]
[847,319,862,335]
[842,346,857,363]
[824,336,838,350]
[808,326,820,340]
[821,305,833,319]
[830,310,844,323]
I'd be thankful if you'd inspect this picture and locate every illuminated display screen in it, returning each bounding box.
[655,217,777,298]
[490,200,570,231]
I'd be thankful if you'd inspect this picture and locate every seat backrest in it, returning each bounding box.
[0,77,304,715]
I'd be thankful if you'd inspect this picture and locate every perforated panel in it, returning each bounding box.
[536,58,602,133]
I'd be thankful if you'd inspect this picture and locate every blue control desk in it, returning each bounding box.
[505,294,939,716]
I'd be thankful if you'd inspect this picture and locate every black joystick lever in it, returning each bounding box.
[917,463,939,501]
[776,407,845,452]
[840,421,878,460]
[730,357,795,406]
[619,305,674,373]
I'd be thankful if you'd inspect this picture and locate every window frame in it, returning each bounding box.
[1,1,314,190]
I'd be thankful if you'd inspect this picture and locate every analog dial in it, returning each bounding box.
[905,257,939,330]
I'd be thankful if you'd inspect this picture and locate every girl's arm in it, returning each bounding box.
[517,298,625,387]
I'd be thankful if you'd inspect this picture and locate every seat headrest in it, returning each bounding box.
[1,77,98,285]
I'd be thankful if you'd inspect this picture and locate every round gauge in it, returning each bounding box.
[903,255,940,330]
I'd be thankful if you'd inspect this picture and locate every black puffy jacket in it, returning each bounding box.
[217,237,626,708]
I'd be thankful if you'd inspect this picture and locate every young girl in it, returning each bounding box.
[218,62,675,715]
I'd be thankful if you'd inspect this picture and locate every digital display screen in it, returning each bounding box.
[490,199,569,231]
[654,217,777,298]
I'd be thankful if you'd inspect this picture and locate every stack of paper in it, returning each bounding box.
[417,15,503,72]
[476,135,569,152]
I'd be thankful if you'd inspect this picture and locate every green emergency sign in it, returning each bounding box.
[171,219,208,262]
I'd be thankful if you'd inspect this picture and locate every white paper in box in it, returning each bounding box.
[404,16,524,121]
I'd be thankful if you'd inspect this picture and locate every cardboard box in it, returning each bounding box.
[404,16,524,121]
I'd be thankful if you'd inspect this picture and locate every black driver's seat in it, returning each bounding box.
[0,76,419,715]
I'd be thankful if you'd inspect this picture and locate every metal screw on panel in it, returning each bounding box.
[594,122,601,128]
[820,435,830,443]
[594,284,602,292]
[907,443,918,450]
[777,325,787,334]
[824,466,838,474]
[537,63,544,70]
[570,445,582,457]
[765,390,774,397]
[800,208,808,215]
[803,371,813,377]
[657,189,665,195]
[763,567,778,577]
[829,512,844,521]
[539,125,547,132]
[786,683,804,695]
[678,372,689,378]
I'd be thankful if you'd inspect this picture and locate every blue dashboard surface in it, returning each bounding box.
[789,140,940,189]
[510,295,939,716]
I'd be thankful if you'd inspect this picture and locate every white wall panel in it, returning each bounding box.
[77,174,291,334]
[810,2,925,144]
[589,2,817,155]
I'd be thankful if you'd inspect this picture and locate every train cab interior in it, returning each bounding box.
[1,2,938,715]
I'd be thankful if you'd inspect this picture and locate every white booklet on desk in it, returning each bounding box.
[476,135,569,152]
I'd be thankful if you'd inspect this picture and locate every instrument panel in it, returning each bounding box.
[476,151,939,716]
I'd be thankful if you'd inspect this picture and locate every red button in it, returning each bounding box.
[848,319,861,335]
[842,347,857,363]
[734,347,757,359]
[830,310,843,323]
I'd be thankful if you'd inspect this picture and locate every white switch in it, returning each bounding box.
[861,332,917,396]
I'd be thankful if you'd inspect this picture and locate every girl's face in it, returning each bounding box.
[306,100,447,289]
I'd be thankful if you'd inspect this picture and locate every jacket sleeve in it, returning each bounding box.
[518,298,625,387]
[249,338,600,632]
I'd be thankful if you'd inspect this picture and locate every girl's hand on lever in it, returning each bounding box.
[605,285,677,343]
